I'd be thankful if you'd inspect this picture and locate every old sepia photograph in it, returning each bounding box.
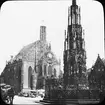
[0,0,104,104]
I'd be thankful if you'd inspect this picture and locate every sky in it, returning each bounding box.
[0,0,104,74]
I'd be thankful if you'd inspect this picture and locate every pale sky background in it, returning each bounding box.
[0,0,104,74]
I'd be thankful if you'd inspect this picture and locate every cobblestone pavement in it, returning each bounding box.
[13,95,43,105]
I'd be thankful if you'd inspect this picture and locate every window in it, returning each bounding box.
[14,66,16,71]
[44,65,46,76]
[54,68,56,77]
[102,68,104,71]
[8,68,10,71]
[39,66,42,76]
[73,41,76,49]
[48,65,52,75]
[28,66,33,89]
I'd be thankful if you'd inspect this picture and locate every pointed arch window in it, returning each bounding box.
[39,65,42,76]
[72,14,75,24]
[48,65,52,75]
[44,65,46,76]
[102,68,104,71]
[28,66,33,89]
[54,68,56,77]
[73,41,76,49]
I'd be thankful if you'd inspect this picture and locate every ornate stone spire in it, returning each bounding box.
[72,0,76,5]
[64,0,87,89]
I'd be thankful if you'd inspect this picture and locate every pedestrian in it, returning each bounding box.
[7,86,15,104]
[99,91,104,102]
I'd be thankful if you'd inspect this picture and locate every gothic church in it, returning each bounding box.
[0,25,61,93]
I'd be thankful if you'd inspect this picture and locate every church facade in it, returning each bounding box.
[0,25,61,93]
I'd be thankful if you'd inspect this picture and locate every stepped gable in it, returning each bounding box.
[94,54,105,67]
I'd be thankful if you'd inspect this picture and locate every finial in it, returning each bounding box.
[11,55,13,59]
[72,0,76,5]
[64,30,66,39]
[82,29,85,39]
[48,43,51,50]
[41,20,45,26]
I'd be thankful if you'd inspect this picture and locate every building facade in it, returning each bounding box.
[0,58,22,94]
[88,54,105,91]
[0,25,61,93]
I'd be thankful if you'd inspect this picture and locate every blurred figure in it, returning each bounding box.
[7,86,15,104]
[0,84,15,104]
[99,90,104,103]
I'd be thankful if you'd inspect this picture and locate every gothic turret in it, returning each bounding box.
[40,26,46,42]
[72,0,76,5]
[68,0,81,25]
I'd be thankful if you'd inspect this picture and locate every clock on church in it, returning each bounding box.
[47,53,53,59]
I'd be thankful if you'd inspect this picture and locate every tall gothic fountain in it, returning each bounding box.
[63,0,87,91]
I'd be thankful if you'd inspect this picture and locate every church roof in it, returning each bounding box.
[14,40,59,63]
[19,40,40,55]
[91,54,105,71]
[8,25,59,65]
[94,54,105,66]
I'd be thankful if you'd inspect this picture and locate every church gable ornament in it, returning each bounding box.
[47,52,53,59]
[41,52,54,64]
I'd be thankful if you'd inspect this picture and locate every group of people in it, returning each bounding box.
[0,84,15,104]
